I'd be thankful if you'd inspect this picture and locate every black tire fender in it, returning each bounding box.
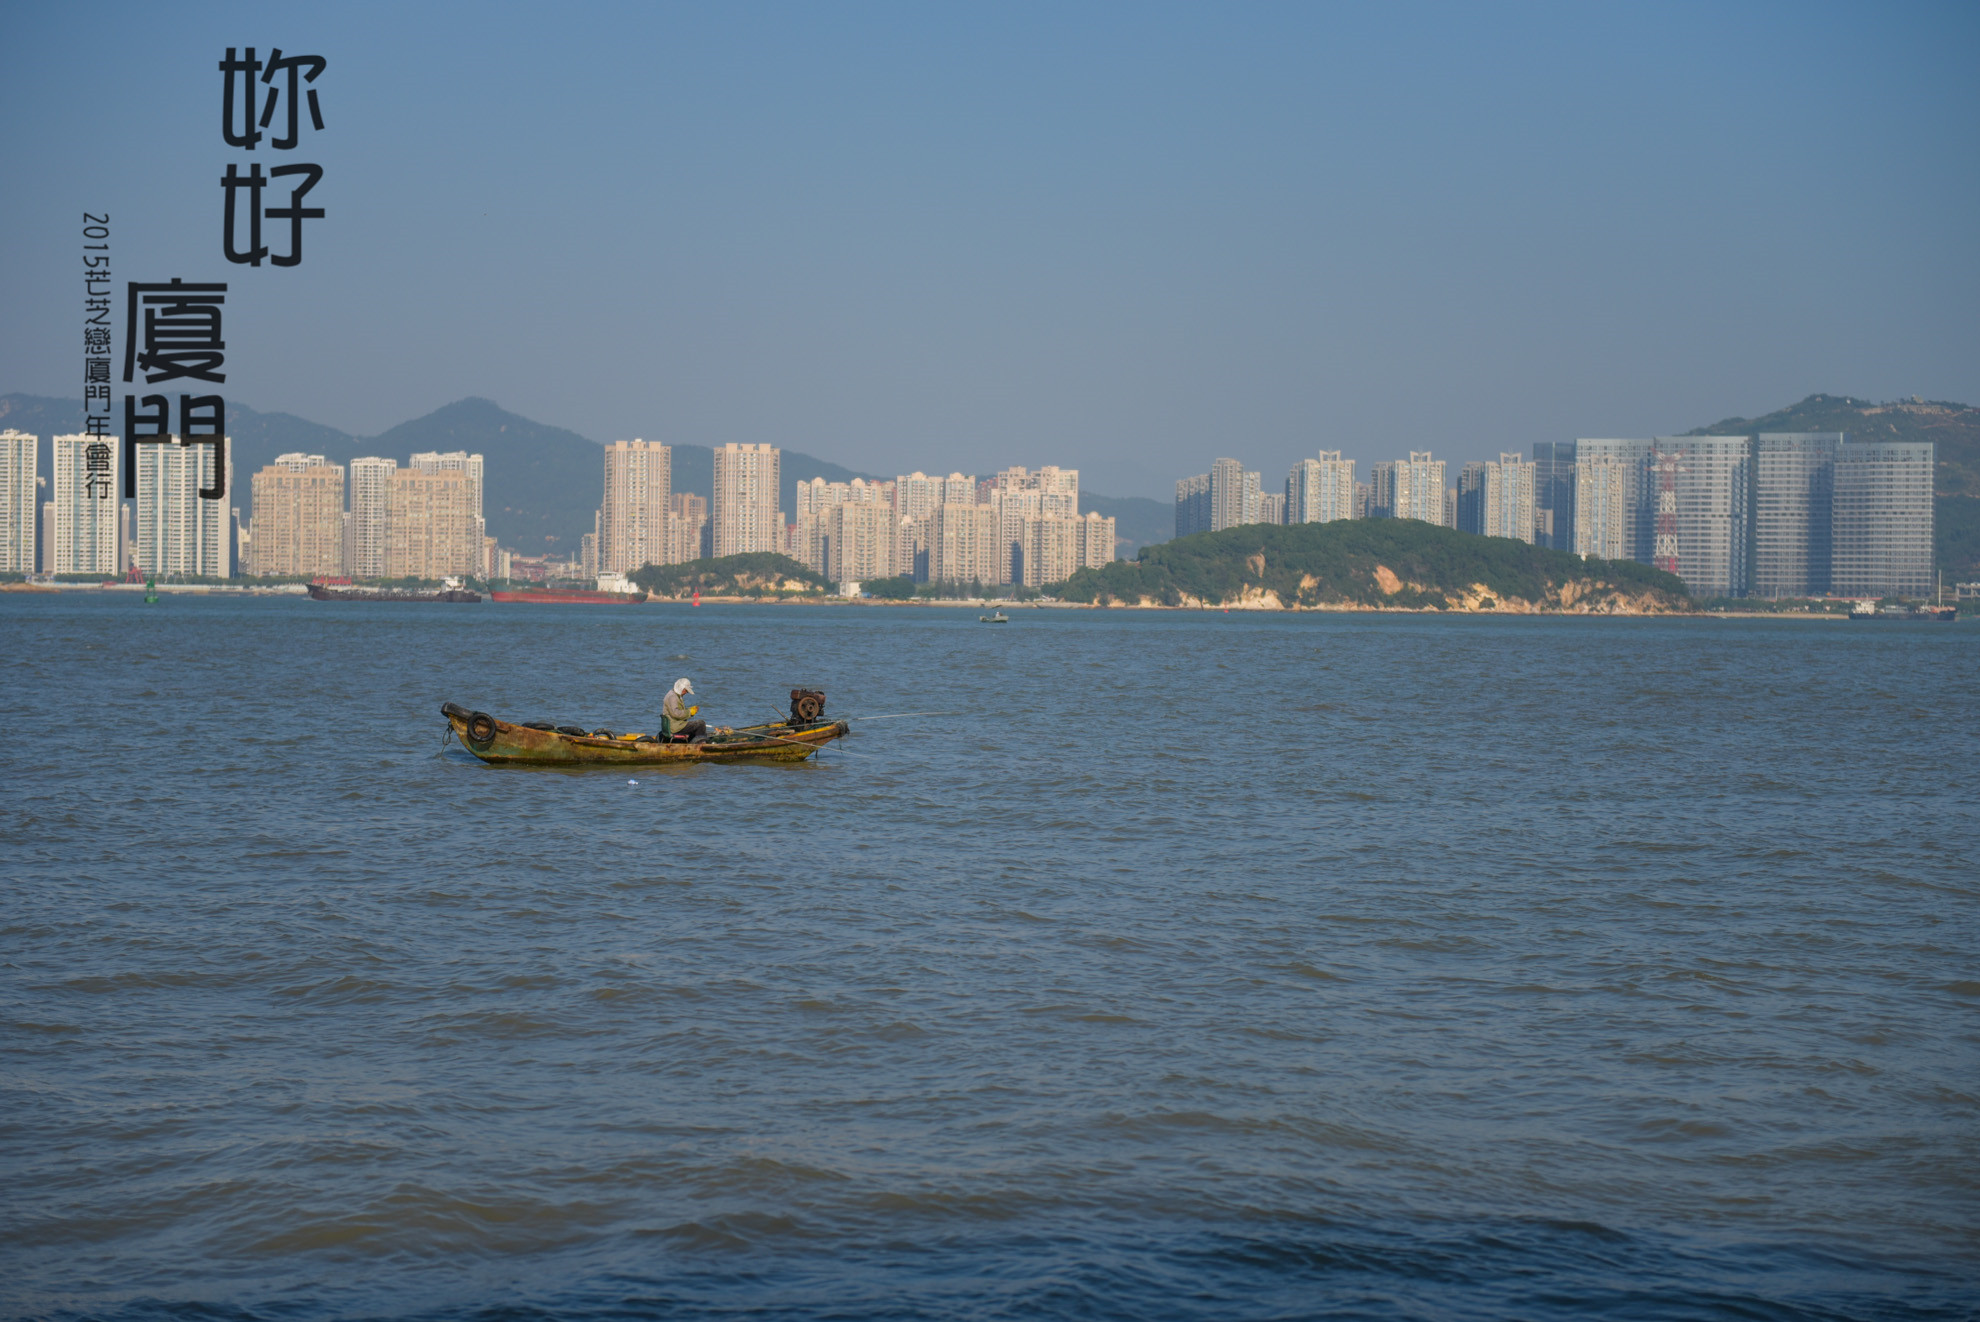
[466,711,498,746]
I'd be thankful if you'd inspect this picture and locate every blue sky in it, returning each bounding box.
[3,1,1975,497]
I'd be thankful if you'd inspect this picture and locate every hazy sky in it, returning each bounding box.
[3,1,1976,497]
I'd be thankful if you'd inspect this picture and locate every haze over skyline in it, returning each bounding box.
[3,1,1976,499]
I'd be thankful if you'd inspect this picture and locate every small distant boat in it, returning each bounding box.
[979,610,1009,623]
[310,576,480,603]
[440,699,847,765]
[1848,599,1957,622]
[490,587,646,605]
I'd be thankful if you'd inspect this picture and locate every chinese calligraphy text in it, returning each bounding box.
[219,47,327,267]
[123,281,228,500]
[83,214,113,454]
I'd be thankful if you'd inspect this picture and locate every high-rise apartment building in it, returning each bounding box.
[890,473,975,581]
[932,501,998,584]
[598,439,671,574]
[249,453,345,576]
[410,450,485,550]
[1372,452,1447,524]
[1077,511,1116,571]
[348,457,397,579]
[713,443,781,556]
[1022,515,1080,587]
[1531,441,1577,551]
[1831,441,1933,597]
[1010,511,1116,587]
[994,465,1079,502]
[1456,463,1485,534]
[51,434,124,574]
[989,467,1078,585]
[795,477,894,577]
[1177,460,1263,534]
[1657,435,1752,597]
[793,478,838,575]
[135,438,230,576]
[667,492,708,565]
[826,499,899,584]
[1286,452,1355,524]
[385,467,476,579]
[1493,454,1537,541]
[1752,433,1841,598]
[1205,457,1262,530]
[1456,453,1535,542]
[1175,473,1210,538]
[1573,452,1634,560]
[1,430,35,572]
[1256,492,1285,526]
[1572,440,1652,562]
[893,472,945,524]
[897,514,930,582]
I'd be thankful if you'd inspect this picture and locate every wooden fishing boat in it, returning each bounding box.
[440,701,849,765]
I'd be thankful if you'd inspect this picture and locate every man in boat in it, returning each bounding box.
[661,677,706,743]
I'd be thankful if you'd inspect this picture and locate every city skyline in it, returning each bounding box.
[1174,432,1935,599]
[0,406,1952,598]
[0,385,1967,514]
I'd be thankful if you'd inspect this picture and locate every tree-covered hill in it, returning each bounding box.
[631,553,829,598]
[1055,519,1693,612]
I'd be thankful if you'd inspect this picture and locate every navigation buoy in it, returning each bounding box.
[693,590,700,607]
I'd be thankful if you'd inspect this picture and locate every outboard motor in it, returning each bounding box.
[789,688,826,725]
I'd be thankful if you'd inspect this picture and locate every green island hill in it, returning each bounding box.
[632,553,831,599]
[1053,519,1694,612]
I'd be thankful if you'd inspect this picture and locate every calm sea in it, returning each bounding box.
[2,596,1976,1321]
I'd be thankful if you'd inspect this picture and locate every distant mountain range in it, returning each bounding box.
[0,393,1173,558]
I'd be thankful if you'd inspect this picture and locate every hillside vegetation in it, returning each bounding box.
[632,553,829,598]
[1055,519,1693,612]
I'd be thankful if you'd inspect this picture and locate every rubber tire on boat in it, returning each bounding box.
[591,729,615,739]
[556,725,589,736]
[466,711,498,746]
[523,721,555,730]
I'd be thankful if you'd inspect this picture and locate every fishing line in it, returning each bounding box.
[844,710,963,721]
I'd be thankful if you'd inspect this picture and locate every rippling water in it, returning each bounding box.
[2,596,1975,1320]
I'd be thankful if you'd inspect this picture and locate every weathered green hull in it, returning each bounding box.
[442,703,848,765]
